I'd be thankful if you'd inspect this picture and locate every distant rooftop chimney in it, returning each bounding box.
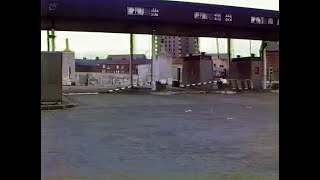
[63,38,72,52]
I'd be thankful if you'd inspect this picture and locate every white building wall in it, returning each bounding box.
[62,52,76,85]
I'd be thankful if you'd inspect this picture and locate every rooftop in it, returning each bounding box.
[75,59,151,66]
[208,53,229,60]
[107,54,146,60]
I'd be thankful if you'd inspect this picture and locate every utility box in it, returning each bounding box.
[182,54,213,90]
[41,52,62,102]
[229,57,263,89]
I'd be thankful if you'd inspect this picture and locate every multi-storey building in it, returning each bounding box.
[155,36,200,59]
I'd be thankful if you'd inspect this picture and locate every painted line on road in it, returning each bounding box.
[63,92,99,95]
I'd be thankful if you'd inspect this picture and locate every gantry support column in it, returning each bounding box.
[130,33,134,87]
[260,41,268,89]
[227,38,232,79]
[151,29,156,84]
[47,29,56,52]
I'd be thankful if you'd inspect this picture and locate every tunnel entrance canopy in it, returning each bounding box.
[41,0,279,41]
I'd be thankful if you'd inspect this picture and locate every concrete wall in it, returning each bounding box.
[41,52,62,102]
[182,59,213,90]
[182,60,200,85]
[137,64,151,83]
[212,59,229,69]
[153,53,173,83]
[76,72,139,86]
[250,61,264,89]
[200,60,214,82]
[229,60,263,89]
[62,52,76,85]
[229,61,252,79]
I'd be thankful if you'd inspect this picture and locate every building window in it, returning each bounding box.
[173,53,175,55]
[102,69,106,73]
[121,65,124,69]
[220,65,224,68]
[169,45,171,47]
[213,64,216,67]
[165,45,167,47]
[116,65,119,69]
[102,65,105,68]
[106,66,110,69]
[169,41,171,43]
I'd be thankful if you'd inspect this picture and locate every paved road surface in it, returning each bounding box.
[41,93,279,179]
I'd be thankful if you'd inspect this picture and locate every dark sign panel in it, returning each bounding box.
[41,0,279,40]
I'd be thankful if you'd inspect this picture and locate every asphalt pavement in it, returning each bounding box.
[41,93,279,179]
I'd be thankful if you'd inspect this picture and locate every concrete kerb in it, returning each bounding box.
[212,90,237,94]
[270,90,279,93]
[41,96,77,110]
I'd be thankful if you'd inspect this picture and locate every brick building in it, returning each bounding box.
[75,58,151,74]
[75,60,102,72]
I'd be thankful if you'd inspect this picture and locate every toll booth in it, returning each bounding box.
[182,54,213,90]
[229,57,263,89]
[41,52,62,102]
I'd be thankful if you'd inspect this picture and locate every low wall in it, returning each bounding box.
[76,72,140,86]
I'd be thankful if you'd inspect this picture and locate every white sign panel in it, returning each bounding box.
[213,13,221,21]
[127,7,145,16]
[251,16,264,24]
[225,14,232,22]
[151,8,159,16]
